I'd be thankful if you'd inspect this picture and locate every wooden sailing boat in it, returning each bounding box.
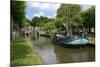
[53,4,88,46]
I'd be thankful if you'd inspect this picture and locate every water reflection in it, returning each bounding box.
[33,37,59,64]
[32,36,95,64]
[54,45,95,63]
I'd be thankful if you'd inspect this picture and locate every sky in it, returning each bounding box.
[25,2,92,21]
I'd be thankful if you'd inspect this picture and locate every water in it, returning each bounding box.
[32,36,95,64]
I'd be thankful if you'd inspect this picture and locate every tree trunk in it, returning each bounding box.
[10,17,13,42]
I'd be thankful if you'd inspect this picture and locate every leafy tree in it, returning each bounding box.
[57,4,68,19]
[54,17,66,29]
[56,4,81,34]
[11,0,26,28]
[23,18,31,28]
[11,0,26,41]
[57,4,81,20]
[71,13,82,27]
[31,17,40,26]
[31,16,53,27]
[44,22,55,30]
[81,6,95,33]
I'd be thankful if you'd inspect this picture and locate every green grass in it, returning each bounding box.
[88,37,95,44]
[11,37,42,66]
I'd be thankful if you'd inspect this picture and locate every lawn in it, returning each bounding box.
[88,37,95,44]
[11,37,43,66]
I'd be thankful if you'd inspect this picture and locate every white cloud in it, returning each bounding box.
[33,11,45,17]
[27,2,61,10]
[28,2,51,9]
[47,16,54,18]
[39,11,45,16]
[27,2,61,18]
[33,13,40,17]
[31,2,40,7]
[40,3,50,9]
[54,4,61,10]
[81,5,92,11]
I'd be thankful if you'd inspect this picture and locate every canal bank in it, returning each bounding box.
[88,37,95,45]
[11,37,43,66]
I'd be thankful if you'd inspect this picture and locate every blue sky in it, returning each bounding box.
[25,2,92,21]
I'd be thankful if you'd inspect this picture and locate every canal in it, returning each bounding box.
[32,36,95,64]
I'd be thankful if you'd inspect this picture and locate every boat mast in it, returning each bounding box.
[81,17,85,33]
[66,4,72,37]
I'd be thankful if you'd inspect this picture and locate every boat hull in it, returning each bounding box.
[52,35,88,47]
[62,38,88,45]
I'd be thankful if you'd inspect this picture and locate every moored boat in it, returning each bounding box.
[52,34,88,47]
[52,4,88,47]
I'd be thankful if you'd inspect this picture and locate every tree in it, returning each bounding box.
[11,0,26,41]
[56,4,81,34]
[11,1,26,28]
[31,16,53,27]
[57,4,81,20]
[54,17,66,29]
[71,14,81,26]
[44,21,55,30]
[81,6,95,33]
[31,17,40,26]
[23,18,31,28]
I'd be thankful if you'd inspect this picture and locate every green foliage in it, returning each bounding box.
[54,17,66,28]
[81,6,95,28]
[57,4,68,19]
[56,4,95,33]
[31,17,40,26]
[31,16,53,27]
[57,4,81,20]
[56,4,81,29]
[23,18,31,28]
[71,13,81,27]
[69,4,81,18]
[11,0,26,28]
[30,4,95,35]
[44,21,55,30]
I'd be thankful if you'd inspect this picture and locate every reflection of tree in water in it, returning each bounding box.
[53,45,95,63]
[31,36,95,64]
[33,37,53,49]
[87,47,95,61]
[32,37,59,64]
